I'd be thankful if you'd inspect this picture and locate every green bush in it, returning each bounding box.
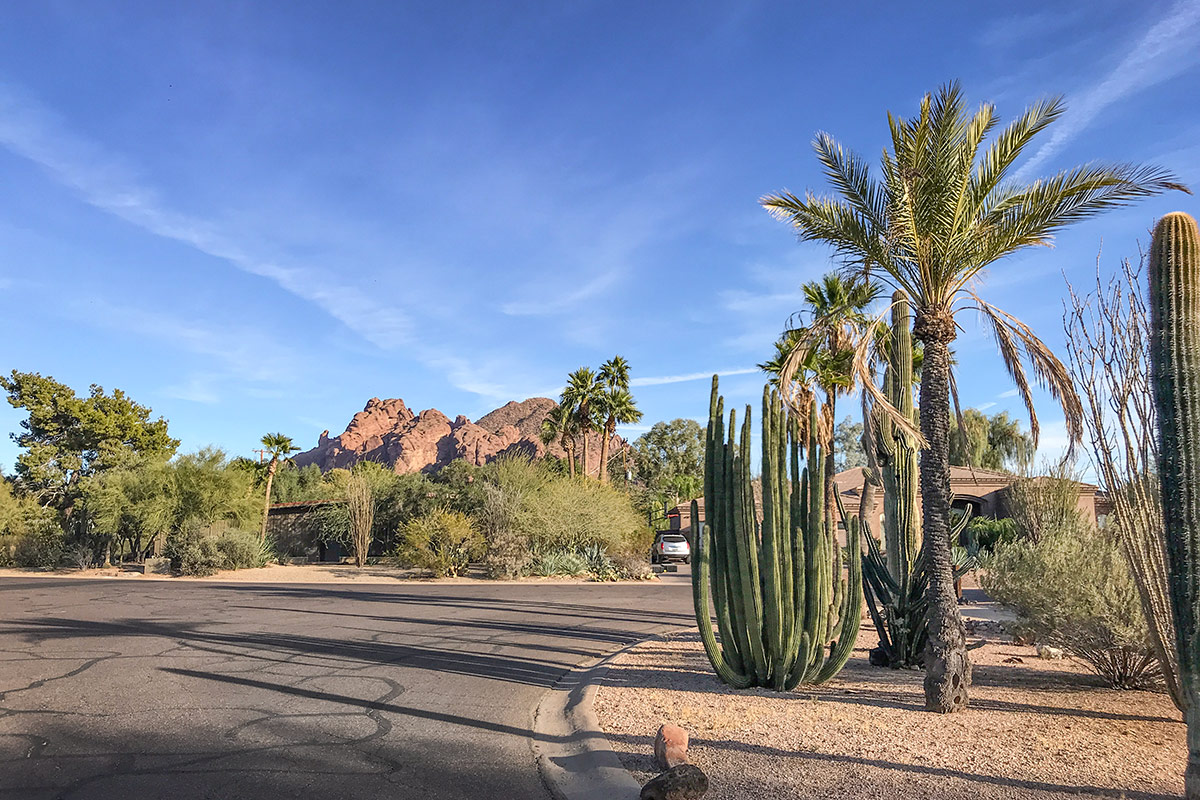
[981,518,1159,689]
[215,528,270,570]
[965,516,1017,553]
[514,476,653,556]
[0,533,18,567]
[13,517,65,569]
[397,508,483,577]
[580,543,619,581]
[165,523,267,576]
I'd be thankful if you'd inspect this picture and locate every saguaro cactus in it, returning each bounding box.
[1148,211,1200,798]
[691,376,862,690]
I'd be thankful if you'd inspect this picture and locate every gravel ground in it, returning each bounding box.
[595,628,1184,800]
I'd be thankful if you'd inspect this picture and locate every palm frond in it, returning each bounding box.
[969,291,1084,455]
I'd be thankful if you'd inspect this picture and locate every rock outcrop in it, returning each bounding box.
[293,396,625,475]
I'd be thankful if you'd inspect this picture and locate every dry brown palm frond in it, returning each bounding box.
[967,290,1084,457]
[852,301,927,448]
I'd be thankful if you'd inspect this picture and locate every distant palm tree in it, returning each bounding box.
[259,433,299,543]
[563,367,603,478]
[761,82,1186,712]
[762,273,878,533]
[540,403,578,478]
[596,356,641,482]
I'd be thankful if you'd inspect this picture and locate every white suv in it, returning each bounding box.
[651,533,691,564]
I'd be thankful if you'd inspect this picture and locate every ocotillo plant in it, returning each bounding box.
[1148,210,1200,798]
[691,376,862,690]
[861,292,972,668]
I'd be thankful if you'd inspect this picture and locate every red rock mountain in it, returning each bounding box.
[293,397,626,475]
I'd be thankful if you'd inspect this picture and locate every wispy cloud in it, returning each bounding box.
[501,267,624,316]
[1015,0,1200,179]
[974,401,998,412]
[632,368,758,387]
[998,388,1020,398]
[0,84,412,349]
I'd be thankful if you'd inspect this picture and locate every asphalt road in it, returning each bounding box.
[0,572,694,799]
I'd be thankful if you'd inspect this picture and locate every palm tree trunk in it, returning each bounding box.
[915,320,970,712]
[599,416,614,482]
[582,432,591,478]
[260,458,278,544]
[567,440,576,478]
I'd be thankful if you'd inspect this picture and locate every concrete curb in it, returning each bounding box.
[532,636,661,800]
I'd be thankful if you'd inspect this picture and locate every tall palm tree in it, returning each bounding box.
[540,403,578,478]
[596,356,640,482]
[259,433,299,543]
[563,367,603,478]
[596,388,642,482]
[761,82,1186,713]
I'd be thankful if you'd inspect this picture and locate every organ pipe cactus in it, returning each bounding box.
[1148,211,1200,799]
[691,376,862,690]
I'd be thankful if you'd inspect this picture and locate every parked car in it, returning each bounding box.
[651,533,690,564]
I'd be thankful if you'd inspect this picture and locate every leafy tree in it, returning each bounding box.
[833,417,867,471]
[632,419,705,512]
[596,356,642,483]
[762,82,1183,712]
[0,371,177,507]
[82,460,174,565]
[258,433,299,543]
[949,408,1032,471]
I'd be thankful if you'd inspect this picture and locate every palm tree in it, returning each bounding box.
[762,273,879,537]
[761,82,1186,713]
[563,367,603,478]
[596,356,641,482]
[258,433,299,543]
[596,388,642,482]
[540,403,578,478]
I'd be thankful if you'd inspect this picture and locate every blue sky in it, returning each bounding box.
[1,0,1198,470]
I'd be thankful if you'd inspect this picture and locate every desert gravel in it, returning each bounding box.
[595,628,1184,800]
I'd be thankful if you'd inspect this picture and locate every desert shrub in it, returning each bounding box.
[397,508,483,577]
[981,518,1159,689]
[214,528,270,570]
[612,551,653,580]
[13,516,65,569]
[164,523,224,576]
[529,548,589,577]
[0,533,18,567]
[965,516,1017,553]
[478,483,531,579]
[515,476,653,556]
[1004,466,1082,543]
[165,522,266,576]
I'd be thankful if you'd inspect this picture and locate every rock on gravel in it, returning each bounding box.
[641,764,709,799]
[655,723,690,769]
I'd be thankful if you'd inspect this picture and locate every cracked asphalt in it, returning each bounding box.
[0,574,693,799]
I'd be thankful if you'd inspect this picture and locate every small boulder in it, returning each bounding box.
[641,765,708,800]
[654,724,689,770]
